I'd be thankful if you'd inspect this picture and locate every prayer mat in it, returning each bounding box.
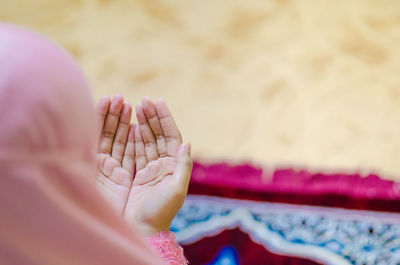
[171,162,400,265]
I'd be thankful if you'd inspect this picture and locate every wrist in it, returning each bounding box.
[131,219,170,237]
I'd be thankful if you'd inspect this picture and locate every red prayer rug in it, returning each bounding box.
[171,161,400,265]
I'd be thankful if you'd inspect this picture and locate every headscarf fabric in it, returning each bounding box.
[0,23,163,265]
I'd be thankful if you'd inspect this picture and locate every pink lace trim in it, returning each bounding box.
[146,231,188,265]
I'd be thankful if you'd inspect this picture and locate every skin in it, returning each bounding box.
[96,94,134,214]
[96,95,193,236]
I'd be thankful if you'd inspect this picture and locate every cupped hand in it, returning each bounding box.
[124,98,193,236]
[96,94,136,214]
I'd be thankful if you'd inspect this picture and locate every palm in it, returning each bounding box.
[96,155,131,213]
[134,157,176,187]
[95,95,135,214]
[130,157,179,223]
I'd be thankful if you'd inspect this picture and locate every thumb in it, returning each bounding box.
[174,142,193,191]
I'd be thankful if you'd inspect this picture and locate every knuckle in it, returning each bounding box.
[103,130,115,139]
[114,138,126,146]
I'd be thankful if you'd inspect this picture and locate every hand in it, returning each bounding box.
[96,94,135,214]
[124,97,193,236]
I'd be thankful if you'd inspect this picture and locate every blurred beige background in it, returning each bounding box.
[2,0,400,179]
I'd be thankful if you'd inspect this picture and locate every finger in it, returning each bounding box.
[122,123,135,175]
[142,97,168,157]
[111,102,132,163]
[173,143,193,193]
[134,123,147,171]
[136,102,159,162]
[99,94,124,154]
[96,95,111,134]
[155,99,182,156]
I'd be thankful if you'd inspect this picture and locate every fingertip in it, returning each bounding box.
[110,94,124,113]
[178,143,184,154]
[120,102,133,122]
[181,142,190,155]
[113,94,124,104]
[136,102,148,122]
[178,142,191,156]
[97,95,111,112]
[141,97,150,108]
[155,98,165,106]
[141,97,152,110]
[135,102,142,112]
[135,103,142,114]
[186,142,191,155]
[125,102,133,113]
[142,98,157,117]
[155,99,171,117]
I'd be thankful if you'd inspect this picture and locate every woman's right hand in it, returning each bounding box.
[96,94,136,214]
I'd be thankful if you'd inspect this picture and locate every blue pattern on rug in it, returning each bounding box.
[172,195,400,265]
[207,246,239,265]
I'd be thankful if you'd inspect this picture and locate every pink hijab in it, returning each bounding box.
[0,23,163,265]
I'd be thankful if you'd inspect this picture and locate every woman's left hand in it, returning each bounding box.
[123,98,193,236]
